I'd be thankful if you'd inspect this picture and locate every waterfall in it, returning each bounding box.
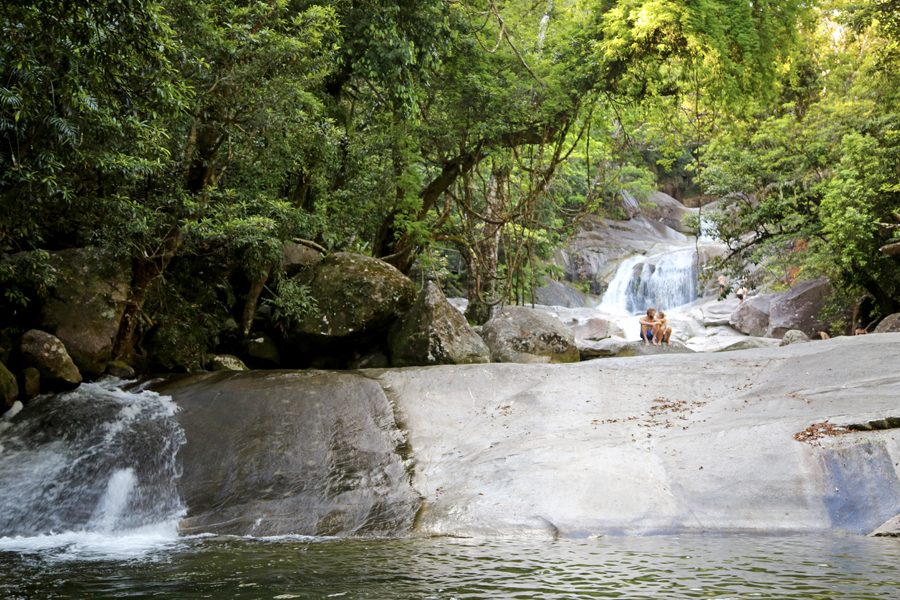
[537,0,553,54]
[0,380,186,544]
[598,249,699,316]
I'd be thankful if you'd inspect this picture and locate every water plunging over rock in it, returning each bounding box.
[0,381,185,537]
[599,248,700,316]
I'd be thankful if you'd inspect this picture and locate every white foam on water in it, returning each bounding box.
[89,468,136,532]
[0,380,187,557]
[598,248,700,317]
[0,520,181,560]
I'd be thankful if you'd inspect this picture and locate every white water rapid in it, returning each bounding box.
[0,380,185,558]
[598,248,700,316]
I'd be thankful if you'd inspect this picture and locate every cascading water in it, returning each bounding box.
[0,380,185,550]
[598,248,700,316]
[537,0,553,54]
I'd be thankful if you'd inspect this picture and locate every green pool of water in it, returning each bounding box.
[2,535,899,599]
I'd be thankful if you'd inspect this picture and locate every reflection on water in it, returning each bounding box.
[1,535,900,599]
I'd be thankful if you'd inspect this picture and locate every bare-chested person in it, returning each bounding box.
[639,308,658,346]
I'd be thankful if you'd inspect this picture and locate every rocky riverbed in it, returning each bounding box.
[140,333,900,538]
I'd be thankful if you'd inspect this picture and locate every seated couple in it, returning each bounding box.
[639,308,672,346]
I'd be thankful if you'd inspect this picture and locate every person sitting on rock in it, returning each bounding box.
[639,308,658,346]
[653,312,673,346]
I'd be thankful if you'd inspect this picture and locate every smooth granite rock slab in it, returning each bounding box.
[370,333,900,538]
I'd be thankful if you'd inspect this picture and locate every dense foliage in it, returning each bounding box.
[5,0,896,363]
[701,0,900,321]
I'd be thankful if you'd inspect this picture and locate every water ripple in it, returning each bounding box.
[2,535,900,599]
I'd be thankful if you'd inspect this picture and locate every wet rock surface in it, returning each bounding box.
[154,371,419,537]
[100,333,900,538]
[373,333,900,537]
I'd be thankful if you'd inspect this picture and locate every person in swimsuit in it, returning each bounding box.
[736,286,748,303]
[639,308,658,346]
[653,311,673,345]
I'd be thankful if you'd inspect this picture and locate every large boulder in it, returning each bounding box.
[39,248,131,377]
[533,279,589,308]
[479,306,579,363]
[0,361,17,407]
[642,191,697,234]
[282,243,323,276]
[291,253,416,342]
[244,334,281,366]
[874,313,900,333]
[730,293,775,337]
[208,355,249,371]
[19,330,82,389]
[389,282,490,367]
[767,278,835,338]
[733,279,837,340]
[153,371,420,536]
[570,317,622,341]
[780,330,811,346]
[577,336,627,359]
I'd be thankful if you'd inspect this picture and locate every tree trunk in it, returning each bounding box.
[464,166,507,325]
[241,268,270,338]
[113,230,183,360]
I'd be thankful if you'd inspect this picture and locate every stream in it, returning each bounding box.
[2,533,900,599]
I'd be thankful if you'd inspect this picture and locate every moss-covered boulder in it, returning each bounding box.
[22,367,40,399]
[19,330,82,389]
[874,313,900,333]
[104,360,135,379]
[291,253,416,342]
[480,306,580,364]
[39,248,131,377]
[209,355,250,371]
[389,282,490,367]
[0,361,18,407]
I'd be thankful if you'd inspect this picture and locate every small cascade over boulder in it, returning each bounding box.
[0,381,185,537]
[599,248,700,316]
